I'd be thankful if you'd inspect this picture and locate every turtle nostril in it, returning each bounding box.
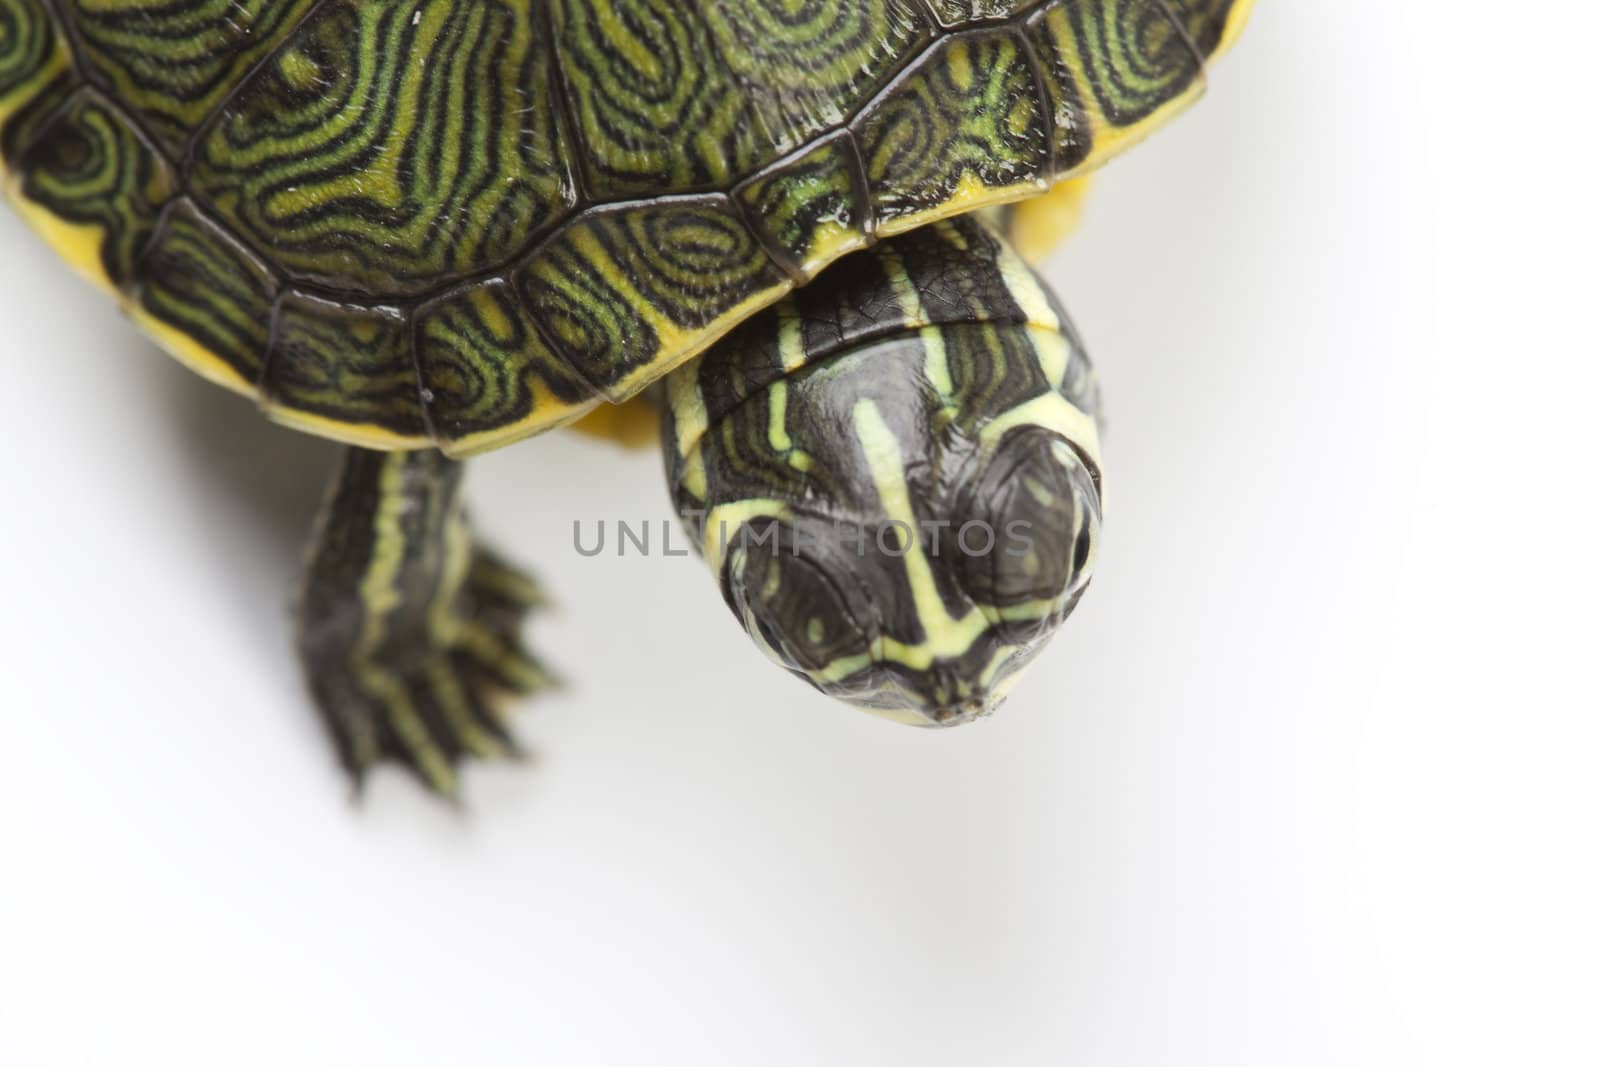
[928,695,991,727]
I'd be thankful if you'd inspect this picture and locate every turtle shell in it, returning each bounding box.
[0,0,1249,456]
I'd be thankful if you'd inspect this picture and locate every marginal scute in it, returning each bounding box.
[18,89,175,283]
[735,131,869,280]
[1163,0,1247,57]
[263,292,427,440]
[551,0,768,198]
[416,278,600,450]
[67,0,320,156]
[1042,0,1203,130]
[700,0,930,156]
[518,197,787,400]
[135,198,277,388]
[192,0,576,294]
[1022,7,1095,171]
[854,29,1049,235]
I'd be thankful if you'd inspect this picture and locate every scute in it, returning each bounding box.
[735,131,870,281]
[416,279,601,450]
[854,28,1050,235]
[191,0,577,293]
[264,292,429,447]
[16,87,173,284]
[0,0,1249,455]
[550,0,767,198]
[698,0,929,156]
[517,196,788,401]
[0,0,64,122]
[1050,0,1203,128]
[66,0,321,156]
[134,198,275,389]
[1164,0,1252,57]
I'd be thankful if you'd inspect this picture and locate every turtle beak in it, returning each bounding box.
[846,664,1004,728]
[916,662,997,727]
[926,697,997,728]
[856,696,999,729]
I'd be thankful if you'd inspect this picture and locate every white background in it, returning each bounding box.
[1,2,1595,1064]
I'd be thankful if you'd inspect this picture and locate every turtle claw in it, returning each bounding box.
[301,543,552,799]
[454,548,560,694]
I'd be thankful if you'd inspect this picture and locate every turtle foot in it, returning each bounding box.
[302,545,554,799]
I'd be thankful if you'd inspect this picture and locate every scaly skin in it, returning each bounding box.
[664,215,1102,722]
[296,449,551,795]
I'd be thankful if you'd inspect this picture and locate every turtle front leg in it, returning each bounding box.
[295,448,551,797]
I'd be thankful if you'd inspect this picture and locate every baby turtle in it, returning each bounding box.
[0,0,1251,792]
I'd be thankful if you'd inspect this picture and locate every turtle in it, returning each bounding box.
[0,0,1251,794]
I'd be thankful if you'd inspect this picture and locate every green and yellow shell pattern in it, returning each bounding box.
[0,0,1251,456]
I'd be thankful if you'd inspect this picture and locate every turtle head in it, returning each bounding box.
[712,414,1101,726]
[662,219,1104,725]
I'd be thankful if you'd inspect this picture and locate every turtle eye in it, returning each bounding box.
[725,524,875,676]
[955,430,1102,620]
